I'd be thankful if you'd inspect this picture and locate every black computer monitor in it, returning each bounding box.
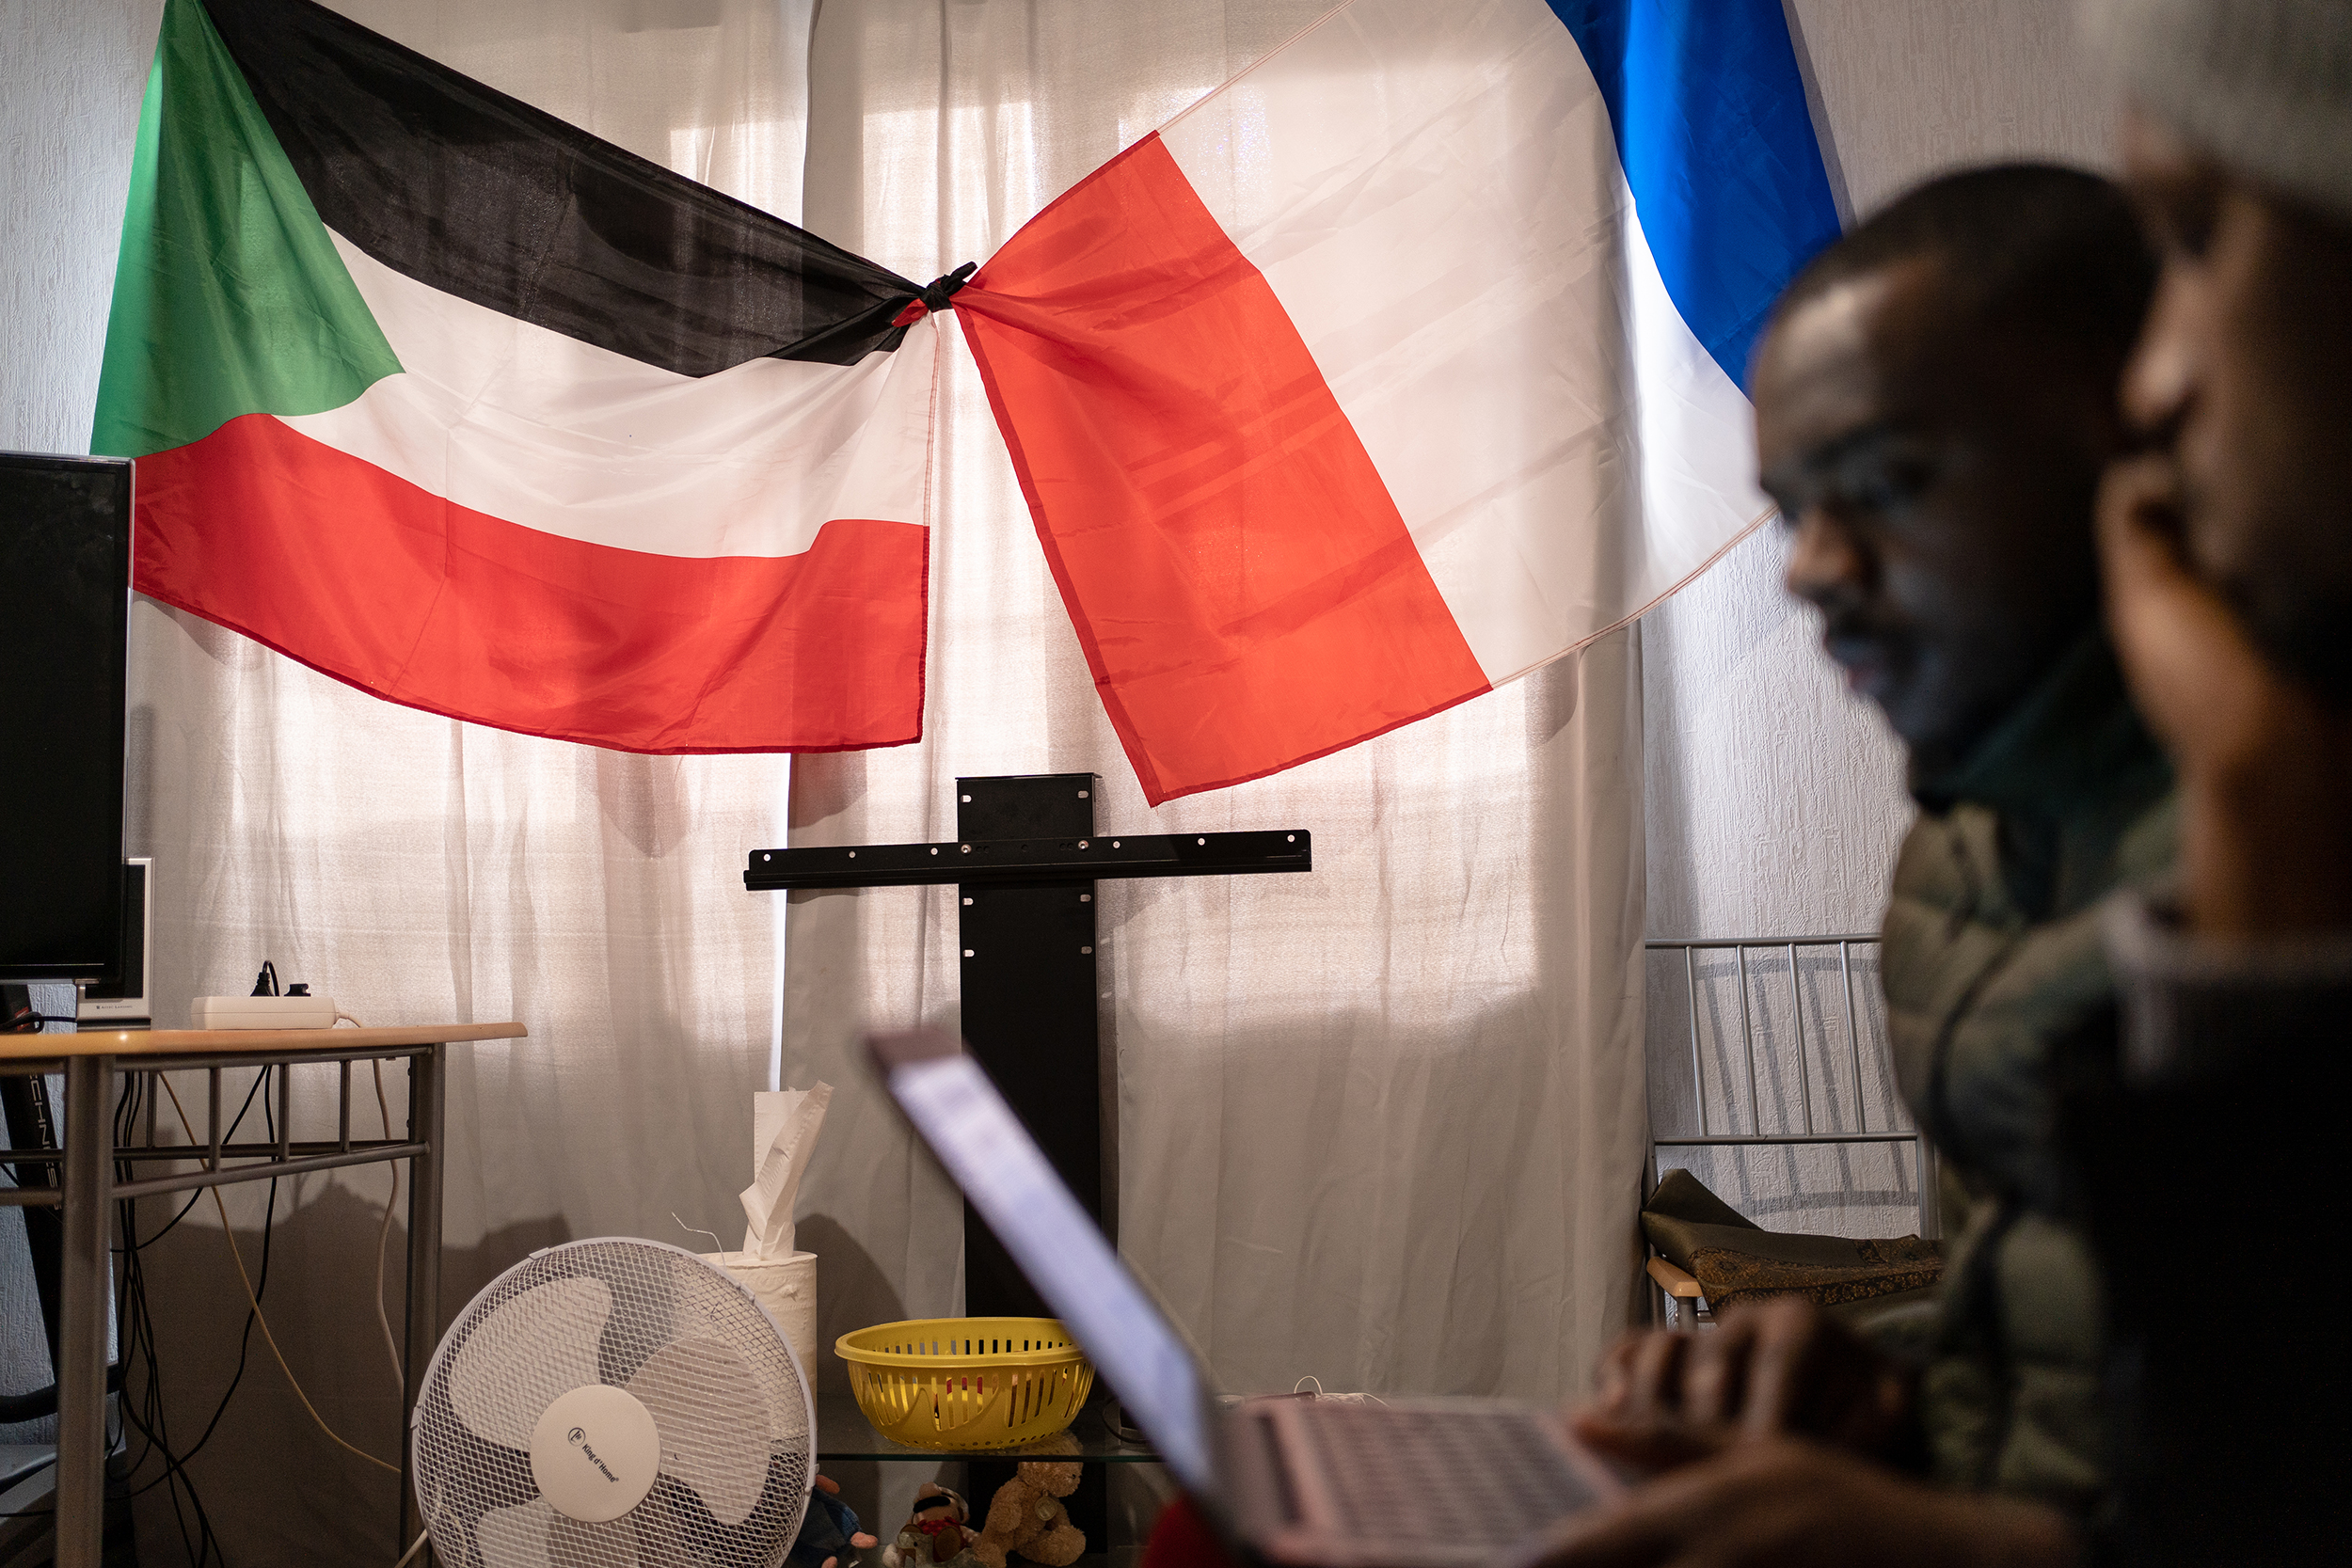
[0,452,133,986]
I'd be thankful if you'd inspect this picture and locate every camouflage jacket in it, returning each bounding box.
[1882,631,2175,1511]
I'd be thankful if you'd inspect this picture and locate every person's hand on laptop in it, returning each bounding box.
[1560,1305,2072,1568]
[1577,1298,1915,1463]
[1531,1431,2079,1568]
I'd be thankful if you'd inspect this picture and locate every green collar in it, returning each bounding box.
[1911,628,2170,821]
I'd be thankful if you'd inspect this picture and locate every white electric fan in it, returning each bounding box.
[410,1238,817,1568]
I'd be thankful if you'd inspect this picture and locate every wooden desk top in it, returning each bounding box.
[0,1022,527,1061]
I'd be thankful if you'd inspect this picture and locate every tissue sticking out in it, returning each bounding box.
[739,1083,833,1261]
[705,1084,832,1374]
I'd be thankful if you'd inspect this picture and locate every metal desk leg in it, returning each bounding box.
[56,1054,113,1568]
[398,1043,446,1557]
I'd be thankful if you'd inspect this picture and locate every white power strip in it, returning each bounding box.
[189,994,338,1030]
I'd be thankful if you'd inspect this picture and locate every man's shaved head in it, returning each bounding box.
[1773,164,2156,383]
[1757,166,2157,772]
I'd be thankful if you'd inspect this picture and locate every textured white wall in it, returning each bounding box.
[0,0,160,458]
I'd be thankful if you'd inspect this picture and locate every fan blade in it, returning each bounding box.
[548,1512,640,1568]
[622,1480,699,1565]
[623,1336,771,1528]
[474,1497,555,1568]
[472,1490,641,1568]
[451,1276,612,1450]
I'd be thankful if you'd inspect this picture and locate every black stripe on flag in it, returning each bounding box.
[202,0,924,374]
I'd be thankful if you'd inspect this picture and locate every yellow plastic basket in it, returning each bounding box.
[836,1317,1095,1451]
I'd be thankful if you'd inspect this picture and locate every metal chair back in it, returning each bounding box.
[1643,934,1938,1240]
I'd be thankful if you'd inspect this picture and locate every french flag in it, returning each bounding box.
[955,0,1841,803]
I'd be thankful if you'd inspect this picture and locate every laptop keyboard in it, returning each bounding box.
[1296,1402,1597,1546]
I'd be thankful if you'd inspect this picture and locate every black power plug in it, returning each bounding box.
[246,962,312,1001]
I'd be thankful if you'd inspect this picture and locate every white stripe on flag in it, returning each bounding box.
[1158,0,1769,685]
[1620,191,1778,599]
[284,234,936,559]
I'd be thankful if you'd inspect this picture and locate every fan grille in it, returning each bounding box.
[413,1238,815,1568]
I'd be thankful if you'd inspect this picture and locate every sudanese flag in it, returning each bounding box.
[94,0,951,754]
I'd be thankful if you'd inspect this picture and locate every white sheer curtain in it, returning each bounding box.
[19,1,1649,1560]
[786,0,1649,1422]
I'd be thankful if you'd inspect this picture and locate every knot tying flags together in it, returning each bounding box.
[890,261,978,326]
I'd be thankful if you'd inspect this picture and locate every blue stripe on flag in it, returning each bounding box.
[1547,0,1841,392]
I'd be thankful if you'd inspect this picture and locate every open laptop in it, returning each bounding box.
[869,1027,1622,1568]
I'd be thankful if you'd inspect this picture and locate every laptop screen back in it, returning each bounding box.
[889,1052,1213,1491]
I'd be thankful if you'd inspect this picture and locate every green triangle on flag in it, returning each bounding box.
[92,0,399,461]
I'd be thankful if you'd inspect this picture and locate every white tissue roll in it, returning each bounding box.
[705,1250,818,1374]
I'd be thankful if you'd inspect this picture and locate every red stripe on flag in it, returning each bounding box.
[955,134,1489,805]
[134,413,928,753]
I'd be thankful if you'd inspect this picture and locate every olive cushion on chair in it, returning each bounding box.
[1643,1168,1946,1313]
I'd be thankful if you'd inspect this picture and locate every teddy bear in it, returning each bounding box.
[971,1435,1086,1568]
[882,1482,983,1568]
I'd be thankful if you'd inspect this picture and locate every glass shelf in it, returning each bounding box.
[816,1393,1161,1464]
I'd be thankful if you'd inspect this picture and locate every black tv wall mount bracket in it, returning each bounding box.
[745,772,1311,1537]
[742,770,1311,1299]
